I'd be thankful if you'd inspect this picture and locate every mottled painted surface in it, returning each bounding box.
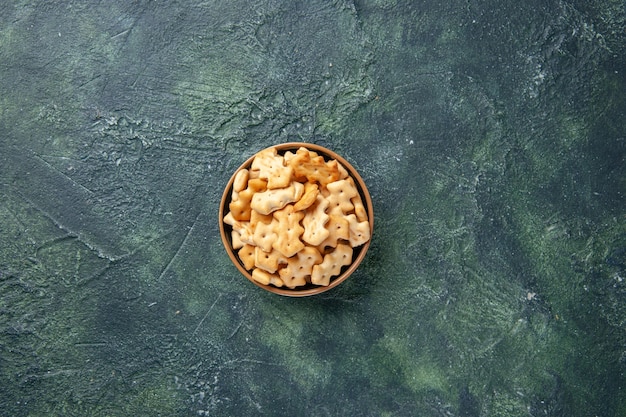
[1,1,624,416]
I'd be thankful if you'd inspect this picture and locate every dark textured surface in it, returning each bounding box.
[1,1,624,415]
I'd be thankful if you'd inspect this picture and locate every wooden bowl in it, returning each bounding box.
[219,142,374,297]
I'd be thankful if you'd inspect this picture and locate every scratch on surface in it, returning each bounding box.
[110,28,131,39]
[192,293,222,336]
[226,319,244,340]
[33,154,95,195]
[14,192,121,262]
[35,233,78,256]
[74,342,110,348]
[157,210,202,281]
[222,358,281,368]
[77,74,103,90]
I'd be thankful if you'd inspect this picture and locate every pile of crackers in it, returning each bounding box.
[224,146,371,289]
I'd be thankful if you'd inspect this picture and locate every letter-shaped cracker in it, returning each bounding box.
[250,181,304,215]
[250,147,293,189]
[302,195,330,246]
[272,205,305,258]
[311,243,353,286]
[279,246,323,288]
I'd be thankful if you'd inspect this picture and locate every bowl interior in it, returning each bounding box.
[219,142,374,297]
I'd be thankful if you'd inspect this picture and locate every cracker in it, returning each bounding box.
[283,150,296,164]
[272,204,305,258]
[225,145,372,290]
[238,244,256,270]
[249,210,274,229]
[292,182,319,212]
[223,211,254,245]
[252,268,284,287]
[231,230,244,250]
[254,247,284,273]
[233,168,249,193]
[343,176,368,222]
[352,193,368,222]
[279,246,323,288]
[311,243,353,286]
[326,179,358,214]
[250,147,294,189]
[318,214,350,249]
[252,217,277,253]
[229,178,267,221]
[337,161,350,180]
[302,194,330,246]
[250,181,304,215]
[288,147,340,186]
[345,214,371,247]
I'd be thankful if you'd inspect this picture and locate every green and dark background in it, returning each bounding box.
[1,1,624,416]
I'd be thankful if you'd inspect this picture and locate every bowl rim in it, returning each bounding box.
[218,142,374,297]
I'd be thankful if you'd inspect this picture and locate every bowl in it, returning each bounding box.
[219,142,374,297]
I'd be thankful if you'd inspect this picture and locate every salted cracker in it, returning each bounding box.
[233,168,249,193]
[229,178,267,221]
[311,243,353,286]
[317,214,350,249]
[252,217,278,253]
[292,182,319,212]
[345,214,371,247]
[279,246,323,289]
[301,194,330,246]
[272,204,305,258]
[254,247,284,273]
[250,147,293,189]
[237,244,256,270]
[288,147,340,187]
[223,211,254,245]
[250,181,304,215]
[252,268,284,287]
[231,230,244,250]
[326,179,358,214]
